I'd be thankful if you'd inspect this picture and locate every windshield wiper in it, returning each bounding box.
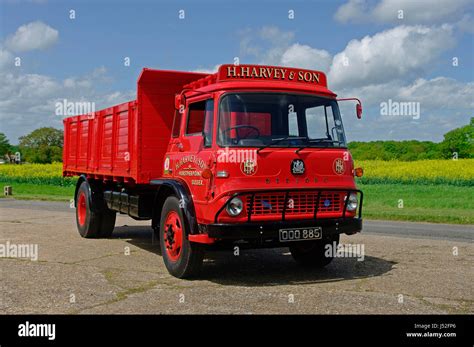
[257,136,308,153]
[295,139,341,154]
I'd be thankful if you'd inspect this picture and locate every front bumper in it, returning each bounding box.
[199,217,362,241]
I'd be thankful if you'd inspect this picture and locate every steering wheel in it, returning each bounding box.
[223,125,261,143]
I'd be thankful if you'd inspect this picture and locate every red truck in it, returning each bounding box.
[63,64,364,278]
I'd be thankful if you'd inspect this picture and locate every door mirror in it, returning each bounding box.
[337,98,362,119]
[356,103,362,119]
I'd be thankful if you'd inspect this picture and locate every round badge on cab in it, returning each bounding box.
[291,159,305,175]
[333,158,346,175]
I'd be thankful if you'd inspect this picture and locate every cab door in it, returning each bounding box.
[172,98,215,204]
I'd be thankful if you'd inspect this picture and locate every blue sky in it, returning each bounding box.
[1,0,473,143]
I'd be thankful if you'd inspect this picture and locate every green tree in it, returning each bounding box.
[439,118,474,159]
[0,132,11,157]
[19,127,63,163]
[349,140,444,161]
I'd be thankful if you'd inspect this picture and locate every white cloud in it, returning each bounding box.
[195,27,299,73]
[238,26,332,72]
[0,22,132,142]
[0,46,14,70]
[344,110,471,142]
[337,76,473,142]
[236,24,469,112]
[239,25,292,53]
[373,0,472,24]
[192,64,220,74]
[240,26,295,65]
[398,77,474,109]
[62,66,110,89]
[457,14,474,34]
[0,68,134,143]
[328,24,455,89]
[238,24,456,88]
[334,0,369,24]
[194,42,332,74]
[335,0,472,24]
[5,21,59,52]
[281,44,332,71]
[337,77,474,109]
[235,24,472,141]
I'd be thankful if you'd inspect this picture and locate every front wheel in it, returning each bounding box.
[289,234,340,268]
[159,196,204,278]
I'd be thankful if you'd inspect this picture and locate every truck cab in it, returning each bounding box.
[64,64,363,278]
[157,65,363,276]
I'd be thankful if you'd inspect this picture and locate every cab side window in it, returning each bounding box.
[186,101,205,135]
[172,110,182,138]
[186,99,214,146]
[203,100,214,147]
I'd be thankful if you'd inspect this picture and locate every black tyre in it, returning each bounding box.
[75,181,101,238]
[159,196,204,278]
[75,181,116,238]
[289,234,340,268]
[99,208,116,238]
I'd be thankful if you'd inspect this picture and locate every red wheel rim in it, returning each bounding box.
[77,192,87,226]
[164,211,183,262]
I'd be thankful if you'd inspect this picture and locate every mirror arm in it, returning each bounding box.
[337,97,362,105]
[336,97,363,119]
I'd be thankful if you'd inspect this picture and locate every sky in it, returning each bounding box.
[0,0,473,144]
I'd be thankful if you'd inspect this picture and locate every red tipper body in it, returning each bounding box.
[63,69,207,183]
[64,64,363,271]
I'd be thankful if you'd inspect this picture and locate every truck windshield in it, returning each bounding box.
[218,93,347,148]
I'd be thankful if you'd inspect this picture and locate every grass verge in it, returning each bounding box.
[358,183,474,224]
[0,182,74,202]
[0,182,472,224]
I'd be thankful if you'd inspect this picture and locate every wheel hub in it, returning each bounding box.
[77,192,87,226]
[163,211,183,262]
[166,224,175,248]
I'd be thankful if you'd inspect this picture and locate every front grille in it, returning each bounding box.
[246,191,343,216]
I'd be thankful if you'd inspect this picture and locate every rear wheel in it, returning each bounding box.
[290,234,340,268]
[75,181,116,238]
[159,196,204,278]
[98,208,116,238]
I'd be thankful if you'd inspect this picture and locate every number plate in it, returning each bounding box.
[279,227,322,242]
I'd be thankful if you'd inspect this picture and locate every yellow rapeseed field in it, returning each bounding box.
[0,159,473,186]
[0,162,75,185]
[356,159,474,185]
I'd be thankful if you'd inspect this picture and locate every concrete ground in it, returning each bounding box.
[0,199,472,314]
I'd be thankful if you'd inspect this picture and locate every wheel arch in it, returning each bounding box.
[74,175,89,207]
[74,175,104,212]
[151,179,198,235]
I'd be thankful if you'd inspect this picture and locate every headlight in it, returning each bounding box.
[226,197,243,216]
[346,193,358,211]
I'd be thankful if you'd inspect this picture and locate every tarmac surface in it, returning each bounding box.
[0,199,472,314]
